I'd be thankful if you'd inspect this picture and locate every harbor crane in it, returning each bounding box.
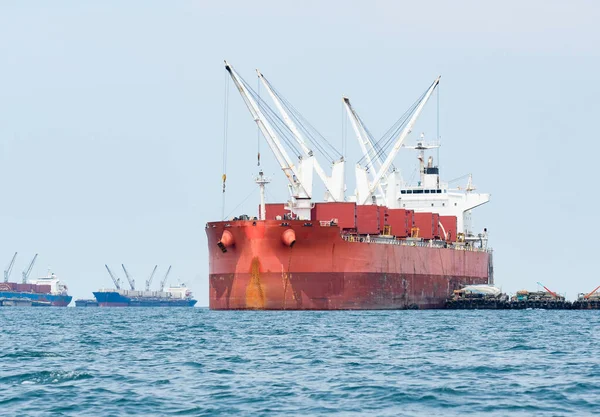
[105,264,121,290]
[159,265,172,292]
[121,264,136,290]
[145,265,158,292]
[22,254,38,283]
[4,252,17,283]
[225,61,314,219]
[537,281,559,299]
[584,285,600,299]
[358,77,440,205]
[256,69,345,203]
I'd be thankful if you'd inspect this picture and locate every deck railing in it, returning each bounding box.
[341,235,491,253]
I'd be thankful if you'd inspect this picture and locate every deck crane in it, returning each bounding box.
[22,254,38,283]
[145,265,158,292]
[256,70,345,203]
[584,285,600,299]
[225,61,314,220]
[105,264,121,290]
[4,252,17,283]
[342,97,386,200]
[121,264,135,290]
[537,281,559,299]
[159,265,172,292]
[358,76,440,205]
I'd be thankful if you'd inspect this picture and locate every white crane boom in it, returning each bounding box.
[4,252,17,283]
[224,61,310,199]
[360,76,440,205]
[105,264,121,290]
[121,264,135,290]
[343,97,385,198]
[145,265,158,291]
[159,265,172,292]
[257,70,345,202]
[22,254,38,283]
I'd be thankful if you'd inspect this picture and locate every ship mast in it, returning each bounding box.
[255,170,271,220]
[403,133,440,187]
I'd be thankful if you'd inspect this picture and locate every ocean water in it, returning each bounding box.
[1,309,599,416]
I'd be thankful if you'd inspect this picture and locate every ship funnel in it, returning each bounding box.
[217,230,235,253]
[281,229,296,248]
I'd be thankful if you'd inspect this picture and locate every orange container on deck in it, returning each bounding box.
[356,205,380,235]
[264,204,288,220]
[387,209,409,237]
[414,212,435,239]
[311,202,356,230]
[439,215,458,242]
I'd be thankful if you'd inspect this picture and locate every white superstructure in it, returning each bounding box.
[29,271,69,295]
[392,136,490,238]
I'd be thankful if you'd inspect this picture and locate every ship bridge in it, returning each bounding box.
[392,138,490,238]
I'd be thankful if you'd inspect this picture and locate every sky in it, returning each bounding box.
[0,0,599,304]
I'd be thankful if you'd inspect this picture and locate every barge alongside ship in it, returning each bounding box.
[208,62,493,310]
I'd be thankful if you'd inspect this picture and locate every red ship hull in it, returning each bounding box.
[207,220,491,310]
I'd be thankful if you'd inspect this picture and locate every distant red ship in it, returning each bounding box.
[208,63,492,310]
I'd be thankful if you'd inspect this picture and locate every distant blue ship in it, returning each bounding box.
[0,272,72,307]
[92,265,197,307]
[93,290,197,307]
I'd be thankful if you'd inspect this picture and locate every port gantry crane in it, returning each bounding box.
[4,252,17,283]
[145,265,158,292]
[105,264,121,290]
[159,265,172,292]
[22,254,38,284]
[121,264,136,290]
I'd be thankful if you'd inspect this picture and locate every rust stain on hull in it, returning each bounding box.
[245,257,265,309]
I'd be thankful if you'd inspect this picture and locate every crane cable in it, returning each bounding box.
[222,72,230,220]
[257,76,261,166]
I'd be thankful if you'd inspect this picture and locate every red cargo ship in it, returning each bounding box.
[208,63,492,309]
